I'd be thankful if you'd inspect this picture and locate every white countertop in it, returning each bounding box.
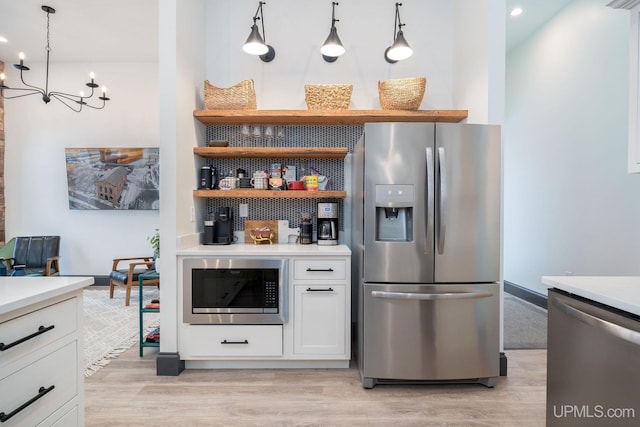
[177,243,352,257]
[543,276,640,316]
[0,276,94,316]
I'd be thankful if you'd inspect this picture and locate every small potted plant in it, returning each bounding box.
[148,228,160,273]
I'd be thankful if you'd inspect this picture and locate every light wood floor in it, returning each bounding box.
[84,348,546,426]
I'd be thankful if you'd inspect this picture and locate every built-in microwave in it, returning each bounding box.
[183,258,288,324]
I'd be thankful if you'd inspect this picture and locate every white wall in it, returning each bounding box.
[4,61,159,275]
[504,0,640,295]
[206,0,456,110]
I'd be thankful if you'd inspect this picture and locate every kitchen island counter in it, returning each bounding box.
[0,276,94,316]
[542,276,640,316]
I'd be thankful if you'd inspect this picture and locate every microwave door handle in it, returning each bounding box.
[437,146,447,254]
[371,290,493,301]
[554,298,640,347]
[426,147,434,253]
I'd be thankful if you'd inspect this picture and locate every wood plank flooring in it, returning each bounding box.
[84,348,546,426]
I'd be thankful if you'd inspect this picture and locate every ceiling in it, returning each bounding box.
[506,0,575,52]
[0,0,158,64]
[0,1,570,64]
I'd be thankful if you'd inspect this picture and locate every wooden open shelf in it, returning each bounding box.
[193,189,347,199]
[194,147,348,159]
[194,109,468,125]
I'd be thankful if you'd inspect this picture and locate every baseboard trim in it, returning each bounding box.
[504,280,547,309]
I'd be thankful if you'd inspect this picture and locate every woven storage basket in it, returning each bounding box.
[204,79,257,110]
[378,77,426,110]
[304,84,353,110]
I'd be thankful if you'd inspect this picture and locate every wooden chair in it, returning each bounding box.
[109,257,159,306]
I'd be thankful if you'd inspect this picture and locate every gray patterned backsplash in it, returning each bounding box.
[203,124,363,232]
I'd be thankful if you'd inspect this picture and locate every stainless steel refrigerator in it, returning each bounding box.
[352,122,501,388]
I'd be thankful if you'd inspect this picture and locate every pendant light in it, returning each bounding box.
[384,2,413,63]
[242,1,276,63]
[320,2,345,63]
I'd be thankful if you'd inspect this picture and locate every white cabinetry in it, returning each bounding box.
[292,258,349,356]
[177,245,351,368]
[0,287,86,427]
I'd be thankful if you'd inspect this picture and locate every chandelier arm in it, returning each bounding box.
[49,94,82,113]
[49,84,96,101]
[0,88,43,100]
[17,70,46,95]
[81,99,107,110]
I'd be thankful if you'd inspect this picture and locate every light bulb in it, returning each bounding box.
[18,52,25,60]
[101,86,107,94]
[79,91,85,98]
[89,72,95,80]
[510,7,523,17]
[0,73,5,81]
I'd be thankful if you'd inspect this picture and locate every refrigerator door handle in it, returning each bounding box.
[437,146,447,254]
[371,290,494,301]
[426,147,434,251]
[553,297,640,346]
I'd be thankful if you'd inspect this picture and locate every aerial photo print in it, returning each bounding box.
[65,147,159,210]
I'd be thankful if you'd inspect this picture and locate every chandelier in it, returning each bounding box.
[0,5,110,112]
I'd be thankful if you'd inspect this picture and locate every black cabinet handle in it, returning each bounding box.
[306,268,334,272]
[0,385,55,423]
[221,339,249,345]
[306,288,334,292]
[0,325,55,352]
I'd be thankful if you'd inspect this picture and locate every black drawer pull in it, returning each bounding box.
[0,325,55,352]
[0,385,55,423]
[221,339,249,345]
[306,268,334,272]
[306,288,334,292]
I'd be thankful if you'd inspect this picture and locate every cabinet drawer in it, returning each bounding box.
[184,325,282,357]
[293,259,346,281]
[0,341,77,427]
[0,298,77,367]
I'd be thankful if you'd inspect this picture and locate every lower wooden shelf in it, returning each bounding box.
[193,189,347,199]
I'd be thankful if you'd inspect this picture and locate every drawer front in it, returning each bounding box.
[0,298,77,367]
[293,259,346,281]
[0,341,78,427]
[183,325,282,357]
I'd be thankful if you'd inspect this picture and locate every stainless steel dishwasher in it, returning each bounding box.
[547,289,640,426]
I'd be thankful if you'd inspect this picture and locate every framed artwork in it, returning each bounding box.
[65,147,159,210]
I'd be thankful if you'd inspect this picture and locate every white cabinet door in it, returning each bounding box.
[293,285,346,355]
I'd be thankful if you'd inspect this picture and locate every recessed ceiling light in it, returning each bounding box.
[0,36,8,43]
[510,7,523,17]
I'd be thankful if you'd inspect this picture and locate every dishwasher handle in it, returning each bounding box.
[371,290,493,301]
[554,298,640,347]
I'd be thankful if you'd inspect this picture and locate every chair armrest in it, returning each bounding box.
[126,261,156,284]
[0,257,16,268]
[111,257,154,271]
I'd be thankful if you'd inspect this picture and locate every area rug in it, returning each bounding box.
[83,286,159,376]
[503,293,547,349]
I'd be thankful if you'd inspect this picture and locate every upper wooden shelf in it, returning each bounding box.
[193,109,468,125]
[194,147,348,159]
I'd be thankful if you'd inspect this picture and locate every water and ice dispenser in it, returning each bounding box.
[374,184,414,242]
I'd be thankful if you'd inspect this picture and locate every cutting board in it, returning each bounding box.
[244,220,279,244]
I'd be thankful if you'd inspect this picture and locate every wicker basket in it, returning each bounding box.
[204,79,257,110]
[304,84,353,110]
[378,77,426,110]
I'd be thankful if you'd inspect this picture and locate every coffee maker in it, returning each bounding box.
[317,202,338,245]
[214,207,233,244]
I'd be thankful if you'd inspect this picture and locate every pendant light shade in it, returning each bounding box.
[384,3,413,64]
[242,1,276,62]
[321,2,345,63]
[385,30,413,62]
[321,27,345,57]
[243,24,269,55]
